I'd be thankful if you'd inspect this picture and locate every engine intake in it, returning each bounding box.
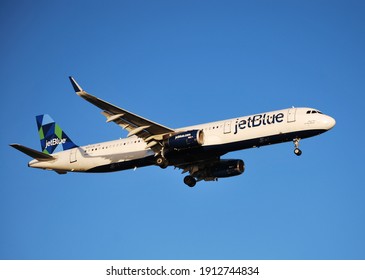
[208,159,245,178]
[165,130,204,150]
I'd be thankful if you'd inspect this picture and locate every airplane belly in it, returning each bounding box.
[81,149,155,173]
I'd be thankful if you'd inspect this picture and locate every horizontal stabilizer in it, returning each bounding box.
[10,144,54,161]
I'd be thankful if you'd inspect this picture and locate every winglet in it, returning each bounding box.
[69,76,83,92]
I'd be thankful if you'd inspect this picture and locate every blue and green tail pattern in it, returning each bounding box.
[36,114,78,154]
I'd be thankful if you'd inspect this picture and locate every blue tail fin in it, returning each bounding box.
[36,114,78,154]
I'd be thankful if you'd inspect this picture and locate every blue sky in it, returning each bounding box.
[1,0,364,260]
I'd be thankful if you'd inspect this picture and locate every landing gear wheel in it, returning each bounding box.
[184,176,197,188]
[293,138,302,156]
[294,148,302,156]
[156,156,169,169]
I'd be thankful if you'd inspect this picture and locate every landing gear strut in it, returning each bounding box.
[184,176,197,188]
[293,138,302,156]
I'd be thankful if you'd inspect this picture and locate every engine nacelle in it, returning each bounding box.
[208,159,245,178]
[165,130,204,150]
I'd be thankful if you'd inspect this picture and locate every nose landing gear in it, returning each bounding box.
[293,138,302,156]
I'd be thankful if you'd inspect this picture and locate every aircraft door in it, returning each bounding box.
[224,121,232,134]
[287,108,297,123]
[70,149,77,163]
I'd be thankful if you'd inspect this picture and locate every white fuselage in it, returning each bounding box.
[29,107,335,173]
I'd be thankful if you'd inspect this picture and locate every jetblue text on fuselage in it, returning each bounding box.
[234,113,284,134]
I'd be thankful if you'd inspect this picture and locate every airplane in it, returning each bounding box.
[10,77,336,187]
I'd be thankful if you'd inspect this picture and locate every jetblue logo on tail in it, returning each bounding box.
[36,114,78,154]
[45,138,67,148]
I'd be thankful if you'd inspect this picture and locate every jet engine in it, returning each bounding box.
[207,159,245,178]
[165,130,204,150]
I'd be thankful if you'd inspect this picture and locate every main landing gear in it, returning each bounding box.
[156,156,169,169]
[184,175,197,188]
[293,138,302,156]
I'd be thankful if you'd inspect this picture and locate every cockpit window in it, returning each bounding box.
[307,110,323,114]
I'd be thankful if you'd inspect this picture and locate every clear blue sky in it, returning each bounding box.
[1,0,364,260]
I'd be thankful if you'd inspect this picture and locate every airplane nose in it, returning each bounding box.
[324,115,336,130]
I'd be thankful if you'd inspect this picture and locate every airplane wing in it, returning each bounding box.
[69,77,175,150]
